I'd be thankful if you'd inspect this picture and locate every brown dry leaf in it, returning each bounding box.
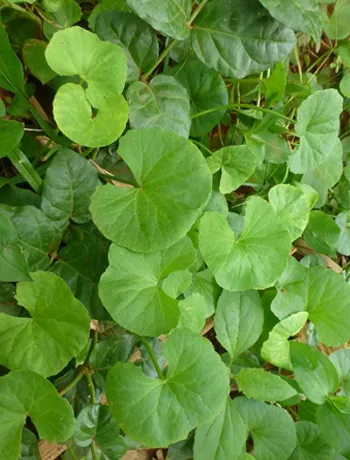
[38,440,66,460]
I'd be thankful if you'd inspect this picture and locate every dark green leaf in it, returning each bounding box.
[289,421,334,460]
[22,39,56,84]
[0,25,25,93]
[0,119,24,158]
[316,401,350,457]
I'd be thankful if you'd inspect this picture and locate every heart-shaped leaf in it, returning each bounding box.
[90,128,212,253]
[289,421,334,460]
[199,197,290,291]
[106,328,229,447]
[0,370,75,460]
[0,271,90,376]
[99,237,196,336]
[191,0,295,79]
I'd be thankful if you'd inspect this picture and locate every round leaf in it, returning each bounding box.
[268,184,309,241]
[106,328,230,447]
[127,76,191,138]
[207,146,257,194]
[329,349,350,397]
[0,370,75,460]
[324,0,350,40]
[90,128,212,253]
[199,197,290,291]
[96,11,158,82]
[99,237,196,336]
[0,271,90,376]
[191,0,295,79]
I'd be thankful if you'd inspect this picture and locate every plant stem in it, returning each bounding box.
[90,441,99,460]
[191,103,295,123]
[142,40,177,80]
[8,147,42,192]
[66,445,79,460]
[187,0,209,26]
[98,172,137,187]
[190,139,212,155]
[58,370,85,396]
[141,337,164,379]
[85,372,97,404]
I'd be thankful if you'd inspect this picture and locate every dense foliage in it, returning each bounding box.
[0,0,350,459]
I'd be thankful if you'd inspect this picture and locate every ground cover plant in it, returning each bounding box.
[1,0,350,459]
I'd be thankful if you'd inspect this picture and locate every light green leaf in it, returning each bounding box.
[0,209,30,282]
[235,369,297,402]
[215,290,264,360]
[261,312,308,370]
[0,119,24,159]
[184,268,220,316]
[53,83,128,147]
[269,184,309,241]
[46,26,127,106]
[168,57,228,137]
[288,89,343,173]
[289,421,335,460]
[323,0,350,40]
[74,404,127,458]
[1,205,60,271]
[340,72,350,98]
[99,237,196,336]
[0,370,75,460]
[234,396,297,460]
[126,0,191,40]
[90,128,212,253]
[337,43,350,68]
[336,212,350,256]
[96,11,158,83]
[316,401,350,457]
[22,39,56,85]
[271,257,308,319]
[178,293,208,333]
[290,342,339,404]
[0,271,90,376]
[0,25,25,93]
[191,0,295,79]
[252,131,290,165]
[329,396,350,414]
[106,328,230,447]
[89,0,131,31]
[329,349,350,397]
[162,269,192,299]
[41,149,100,234]
[259,0,323,43]
[127,76,190,137]
[207,146,256,194]
[263,62,287,107]
[302,138,343,207]
[193,398,247,460]
[303,211,340,257]
[199,197,290,291]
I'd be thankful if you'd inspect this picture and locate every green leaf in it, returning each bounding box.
[90,128,212,253]
[290,342,339,404]
[269,184,309,241]
[167,57,228,137]
[74,404,127,458]
[0,271,90,376]
[259,0,323,43]
[263,62,287,107]
[106,328,229,447]
[96,11,158,83]
[288,89,343,173]
[207,146,257,194]
[340,72,350,98]
[162,269,192,299]
[261,312,308,370]
[329,396,350,414]
[335,212,350,256]
[50,235,109,319]
[178,293,208,333]
[301,138,343,207]
[0,209,30,282]
[20,428,40,460]
[22,39,56,85]
[316,401,350,457]
[193,398,247,460]
[0,25,25,93]
[89,0,131,31]
[214,290,264,360]
[323,0,350,40]
[329,349,350,397]
[289,421,334,460]
[191,0,295,79]
[41,149,100,234]
[199,197,290,291]
[1,205,60,271]
[126,0,191,40]
[303,211,340,258]
[99,237,196,336]
[43,0,82,38]
[53,83,128,148]
[0,119,24,158]
[0,369,75,460]
[251,132,290,164]
[184,268,221,316]
[233,396,297,460]
[235,369,297,402]
[127,76,190,137]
